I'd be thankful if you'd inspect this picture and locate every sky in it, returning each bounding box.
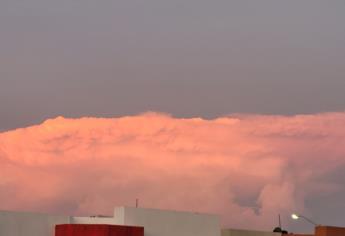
[1,0,345,130]
[1,0,345,234]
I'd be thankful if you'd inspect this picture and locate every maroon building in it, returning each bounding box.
[55,224,144,236]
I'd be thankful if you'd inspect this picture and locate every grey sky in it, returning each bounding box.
[1,0,345,130]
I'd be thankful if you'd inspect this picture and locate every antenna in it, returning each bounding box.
[273,214,288,234]
[136,198,139,208]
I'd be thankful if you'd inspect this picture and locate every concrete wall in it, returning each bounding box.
[222,229,280,236]
[0,210,70,236]
[114,207,221,236]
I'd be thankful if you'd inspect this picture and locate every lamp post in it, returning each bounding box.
[291,213,319,226]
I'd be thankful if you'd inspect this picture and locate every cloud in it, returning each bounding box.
[1,112,345,231]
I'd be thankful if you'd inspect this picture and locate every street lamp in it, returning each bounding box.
[291,214,299,220]
[291,213,319,226]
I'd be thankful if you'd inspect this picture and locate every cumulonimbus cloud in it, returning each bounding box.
[1,112,345,231]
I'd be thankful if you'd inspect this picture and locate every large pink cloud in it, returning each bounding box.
[1,112,345,231]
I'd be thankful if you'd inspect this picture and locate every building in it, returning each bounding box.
[222,228,280,236]
[0,210,69,236]
[0,206,219,236]
[74,207,221,236]
[1,206,344,236]
[315,226,345,236]
[55,224,144,236]
[288,226,345,236]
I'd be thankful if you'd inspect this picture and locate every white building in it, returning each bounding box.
[0,207,279,236]
[74,207,220,236]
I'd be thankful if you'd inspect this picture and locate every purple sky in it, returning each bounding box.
[1,0,345,130]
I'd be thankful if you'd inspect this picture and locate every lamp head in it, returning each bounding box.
[291,213,300,220]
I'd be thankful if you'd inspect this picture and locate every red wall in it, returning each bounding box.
[289,226,345,236]
[55,224,144,236]
[315,226,345,236]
